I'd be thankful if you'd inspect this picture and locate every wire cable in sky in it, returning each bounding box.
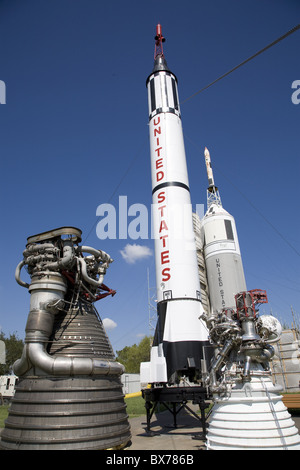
[181,23,300,105]
[84,24,300,244]
[83,139,147,243]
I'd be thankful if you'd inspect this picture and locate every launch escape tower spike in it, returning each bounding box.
[204,147,222,209]
[154,23,165,59]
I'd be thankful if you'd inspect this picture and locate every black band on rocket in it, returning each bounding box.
[152,181,190,195]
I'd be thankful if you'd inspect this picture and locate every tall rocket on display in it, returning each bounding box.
[140,25,210,384]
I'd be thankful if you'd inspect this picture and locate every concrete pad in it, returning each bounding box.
[127,404,206,450]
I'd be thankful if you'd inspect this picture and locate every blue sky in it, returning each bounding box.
[0,0,299,353]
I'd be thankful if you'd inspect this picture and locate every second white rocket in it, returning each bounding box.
[202,147,247,313]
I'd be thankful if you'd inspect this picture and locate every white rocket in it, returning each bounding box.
[140,25,210,385]
[201,147,247,313]
[201,149,300,450]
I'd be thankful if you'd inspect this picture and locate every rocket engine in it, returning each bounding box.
[201,291,300,449]
[0,227,131,450]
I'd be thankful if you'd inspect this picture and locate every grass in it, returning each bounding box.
[124,395,170,418]
[0,406,9,428]
[125,396,146,418]
[124,395,210,419]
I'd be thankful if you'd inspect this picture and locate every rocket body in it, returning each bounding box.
[141,55,209,384]
[201,148,246,313]
[148,66,199,302]
[202,204,247,313]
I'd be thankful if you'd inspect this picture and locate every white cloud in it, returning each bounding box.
[136,333,146,338]
[120,243,152,264]
[102,318,117,330]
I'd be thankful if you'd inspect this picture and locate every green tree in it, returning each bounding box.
[116,335,153,373]
[0,332,24,375]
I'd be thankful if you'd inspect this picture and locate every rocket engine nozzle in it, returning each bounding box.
[1,226,131,450]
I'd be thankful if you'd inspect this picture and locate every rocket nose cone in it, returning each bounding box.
[152,55,170,73]
[147,55,175,85]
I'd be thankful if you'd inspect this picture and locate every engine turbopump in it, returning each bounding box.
[202,290,282,390]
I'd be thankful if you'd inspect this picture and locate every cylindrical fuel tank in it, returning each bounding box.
[202,204,246,313]
[141,49,210,385]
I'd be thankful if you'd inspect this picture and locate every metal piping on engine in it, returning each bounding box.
[13,227,123,378]
[15,260,29,288]
[208,337,237,388]
[77,257,105,287]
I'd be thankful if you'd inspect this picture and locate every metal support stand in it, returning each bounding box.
[142,386,211,437]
